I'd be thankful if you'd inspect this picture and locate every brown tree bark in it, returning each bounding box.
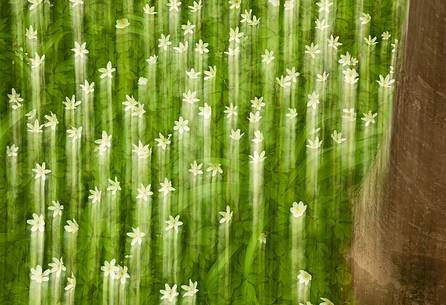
[352,1,446,304]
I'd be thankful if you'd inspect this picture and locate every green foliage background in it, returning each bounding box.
[0,0,406,304]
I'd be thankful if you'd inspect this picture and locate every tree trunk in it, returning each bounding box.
[352,1,446,304]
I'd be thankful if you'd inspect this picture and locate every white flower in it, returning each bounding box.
[252,130,263,144]
[26,109,37,120]
[198,103,212,119]
[65,273,76,291]
[146,55,158,65]
[342,108,356,122]
[377,74,395,88]
[284,0,294,11]
[249,150,266,163]
[159,178,175,196]
[122,95,138,112]
[204,66,217,80]
[27,119,44,133]
[276,75,292,88]
[48,201,64,218]
[328,35,342,49]
[286,108,298,120]
[63,95,81,110]
[173,41,188,53]
[229,0,241,10]
[28,0,43,11]
[338,52,358,67]
[174,116,190,135]
[224,103,238,118]
[315,18,329,31]
[115,18,130,29]
[44,112,59,130]
[360,13,371,25]
[64,219,79,233]
[219,205,233,224]
[30,265,50,283]
[181,280,199,297]
[307,92,320,110]
[186,68,201,79]
[137,184,154,202]
[72,41,89,59]
[251,97,265,111]
[165,215,183,233]
[69,0,83,7]
[155,133,172,150]
[67,126,82,142]
[101,259,118,277]
[127,227,146,246]
[364,35,378,47]
[381,31,391,41]
[138,77,148,86]
[262,49,275,65]
[143,4,157,15]
[247,15,260,26]
[117,265,130,284]
[189,0,202,13]
[298,270,312,286]
[26,25,38,40]
[230,129,244,141]
[88,187,102,204]
[259,233,267,244]
[132,141,151,159]
[206,164,223,177]
[160,283,179,303]
[319,297,334,305]
[80,80,95,95]
[8,88,24,110]
[189,161,203,176]
[95,131,112,155]
[290,201,307,218]
[107,177,121,195]
[26,109,37,119]
[27,213,45,232]
[182,21,195,36]
[331,130,346,144]
[167,0,181,12]
[240,10,252,23]
[229,27,244,43]
[305,43,320,59]
[306,137,323,150]
[30,53,45,69]
[316,0,333,14]
[225,47,239,57]
[195,40,209,54]
[33,162,51,180]
[343,68,359,85]
[316,72,329,83]
[317,0,333,13]
[158,34,172,50]
[361,111,377,127]
[286,67,300,83]
[182,90,199,104]
[248,111,262,123]
[269,0,280,7]
[49,257,66,276]
[25,109,35,120]
[98,61,116,79]
[132,103,146,118]
[6,144,19,157]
